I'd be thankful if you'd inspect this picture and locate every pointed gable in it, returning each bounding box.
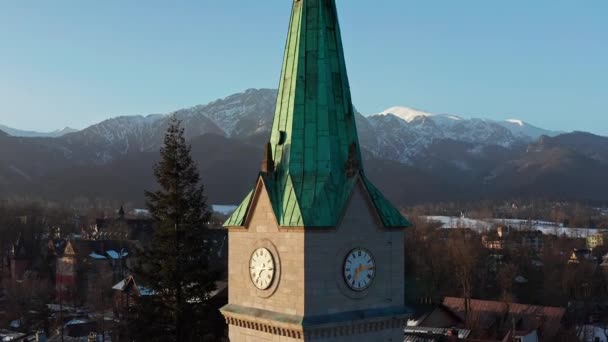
[224,190,253,227]
[63,241,76,257]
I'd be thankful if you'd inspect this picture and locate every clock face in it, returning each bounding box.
[249,248,275,290]
[343,248,376,291]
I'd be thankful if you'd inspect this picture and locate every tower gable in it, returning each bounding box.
[225,179,306,318]
[63,241,76,257]
[303,179,407,316]
[226,173,409,229]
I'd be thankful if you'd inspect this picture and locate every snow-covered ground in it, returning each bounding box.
[579,325,608,342]
[212,205,238,215]
[424,216,493,231]
[423,216,600,237]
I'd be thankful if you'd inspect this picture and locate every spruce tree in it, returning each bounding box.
[131,117,217,341]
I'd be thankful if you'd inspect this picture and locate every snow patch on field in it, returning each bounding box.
[423,216,599,237]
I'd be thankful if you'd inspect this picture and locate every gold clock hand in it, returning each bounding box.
[354,264,365,280]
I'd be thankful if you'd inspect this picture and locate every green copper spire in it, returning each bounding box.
[226,0,410,228]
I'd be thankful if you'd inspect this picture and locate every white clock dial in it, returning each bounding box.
[343,248,376,291]
[249,248,275,290]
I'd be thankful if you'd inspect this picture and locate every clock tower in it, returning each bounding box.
[220,1,411,341]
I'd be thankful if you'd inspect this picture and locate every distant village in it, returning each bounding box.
[404,206,608,342]
[0,205,228,341]
[1,201,607,341]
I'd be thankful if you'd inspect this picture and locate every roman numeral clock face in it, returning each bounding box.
[343,248,376,291]
[249,248,275,290]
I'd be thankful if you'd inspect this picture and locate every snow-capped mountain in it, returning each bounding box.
[55,89,277,164]
[0,125,78,138]
[188,88,276,137]
[374,106,559,140]
[377,106,437,123]
[497,119,561,140]
[0,91,565,166]
[1,90,607,205]
[61,114,170,164]
[366,106,561,164]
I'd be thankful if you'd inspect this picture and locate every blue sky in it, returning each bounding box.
[0,0,606,135]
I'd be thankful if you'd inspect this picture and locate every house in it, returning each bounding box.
[55,239,134,306]
[94,206,154,243]
[482,234,506,251]
[112,274,155,317]
[519,230,544,253]
[411,297,566,341]
[600,254,608,268]
[9,234,30,281]
[587,231,608,249]
[568,248,594,264]
[481,227,544,254]
[56,241,78,303]
[403,327,472,341]
[63,318,98,338]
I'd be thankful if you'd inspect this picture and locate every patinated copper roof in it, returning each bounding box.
[226,0,409,228]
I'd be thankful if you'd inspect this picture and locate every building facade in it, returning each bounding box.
[587,231,608,249]
[221,1,411,341]
[10,235,29,281]
[56,241,77,303]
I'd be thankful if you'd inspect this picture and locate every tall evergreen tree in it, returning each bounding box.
[130,117,217,341]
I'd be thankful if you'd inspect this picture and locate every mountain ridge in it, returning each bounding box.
[27,89,572,166]
[0,89,606,206]
[0,124,78,138]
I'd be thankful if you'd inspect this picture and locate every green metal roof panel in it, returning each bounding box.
[224,190,253,227]
[361,175,412,228]
[265,0,361,227]
[224,0,409,229]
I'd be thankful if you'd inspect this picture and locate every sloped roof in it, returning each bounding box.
[404,326,471,341]
[361,175,411,227]
[226,174,410,228]
[112,275,155,297]
[89,252,107,260]
[106,249,128,259]
[60,240,133,260]
[225,0,409,229]
[442,297,566,340]
[224,190,253,227]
